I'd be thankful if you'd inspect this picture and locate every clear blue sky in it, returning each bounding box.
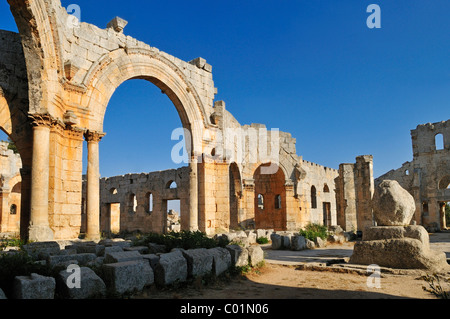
[1,0,449,179]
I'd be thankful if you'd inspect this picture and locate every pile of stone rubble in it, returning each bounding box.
[0,238,264,299]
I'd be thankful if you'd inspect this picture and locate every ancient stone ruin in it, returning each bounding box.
[350,180,449,273]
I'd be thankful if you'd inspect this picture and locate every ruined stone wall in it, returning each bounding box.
[377,120,450,230]
[335,156,375,233]
[88,167,190,235]
[0,141,22,234]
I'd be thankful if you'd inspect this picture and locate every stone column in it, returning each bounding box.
[84,131,105,241]
[28,115,54,242]
[189,154,199,231]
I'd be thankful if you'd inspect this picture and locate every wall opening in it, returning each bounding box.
[254,163,286,231]
[311,186,317,209]
[435,133,444,150]
[167,199,181,232]
[229,163,241,230]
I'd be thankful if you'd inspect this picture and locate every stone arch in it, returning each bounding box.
[82,48,209,155]
[229,162,243,229]
[253,162,287,231]
[439,175,450,190]
[8,0,63,115]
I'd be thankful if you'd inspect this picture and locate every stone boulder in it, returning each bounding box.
[182,248,213,277]
[226,245,249,267]
[291,235,307,251]
[209,247,232,276]
[372,180,416,226]
[247,246,264,267]
[22,241,60,260]
[103,260,154,295]
[57,267,106,299]
[154,250,188,286]
[104,250,143,264]
[350,225,449,273]
[13,273,56,299]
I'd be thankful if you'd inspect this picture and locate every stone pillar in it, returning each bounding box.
[84,131,105,241]
[28,115,54,242]
[188,154,199,231]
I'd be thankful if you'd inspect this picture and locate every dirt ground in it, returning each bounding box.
[134,232,450,300]
[136,263,439,300]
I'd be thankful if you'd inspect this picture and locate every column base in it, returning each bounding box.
[28,225,54,242]
[85,232,101,242]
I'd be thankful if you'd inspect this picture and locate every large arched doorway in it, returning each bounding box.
[229,162,242,230]
[253,163,286,231]
[81,49,208,239]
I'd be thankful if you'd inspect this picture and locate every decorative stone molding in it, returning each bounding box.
[28,113,60,129]
[84,130,106,143]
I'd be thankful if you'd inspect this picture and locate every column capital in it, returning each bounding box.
[84,130,106,143]
[29,113,60,129]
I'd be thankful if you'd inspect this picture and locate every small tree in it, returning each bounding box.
[7,137,18,154]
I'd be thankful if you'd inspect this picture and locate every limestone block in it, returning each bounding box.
[226,245,249,267]
[314,237,326,248]
[182,248,213,277]
[106,17,128,33]
[104,250,143,264]
[48,253,97,268]
[306,239,316,249]
[148,243,167,254]
[142,254,160,270]
[256,229,267,239]
[22,241,61,260]
[208,247,231,276]
[103,246,124,256]
[372,180,416,226]
[271,233,283,250]
[13,273,56,299]
[350,238,449,273]
[247,246,264,267]
[71,243,105,256]
[154,250,188,286]
[103,260,154,295]
[245,232,257,245]
[124,246,150,254]
[57,267,106,299]
[98,239,132,248]
[291,235,307,251]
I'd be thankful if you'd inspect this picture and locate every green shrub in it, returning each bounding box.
[133,230,228,251]
[0,252,55,298]
[256,237,269,245]
[298,223,328,242]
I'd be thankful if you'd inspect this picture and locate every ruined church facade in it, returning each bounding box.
[1,0,352,241]
[376,120,450,231]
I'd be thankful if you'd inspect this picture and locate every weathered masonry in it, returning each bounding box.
[376,120,450,232]
[1,0,377,241]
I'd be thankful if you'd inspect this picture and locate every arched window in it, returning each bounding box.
[167,181,177,189]
[323,184,330,193]
[435,133,444,150]
[10,204,17,215]
[311,186,317,209]
[405,169,410,176]
[147,193,153,213]
[129,193,137,213]
[110,188,118,195]
[275,195,282,209]
[257,194,265,210]
[439,176,450,190]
